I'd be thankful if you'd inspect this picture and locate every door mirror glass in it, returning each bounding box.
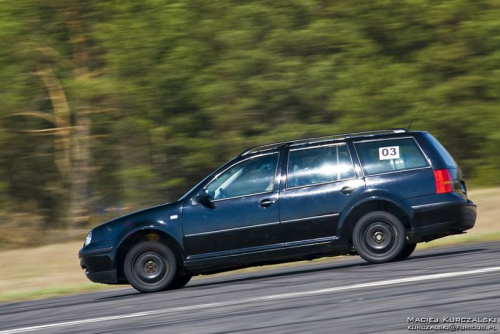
[197,188,212,204]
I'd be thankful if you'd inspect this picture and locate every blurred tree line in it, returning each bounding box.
[0,0,499,241]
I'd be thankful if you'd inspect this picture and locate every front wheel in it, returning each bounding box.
[124,241,177,293]
[353,211,406,264]
[166,274,192,290]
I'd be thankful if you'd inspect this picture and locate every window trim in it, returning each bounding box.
[205,152,280,202]
[353,137,431,177]
[285,143,356,190]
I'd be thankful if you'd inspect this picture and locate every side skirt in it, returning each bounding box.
[184,237,348,275]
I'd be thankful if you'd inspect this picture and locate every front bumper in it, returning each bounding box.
[79,242,119,284]
[408,199,477,242]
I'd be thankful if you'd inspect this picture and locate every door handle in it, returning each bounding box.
[259,199,276,207]
[341,186,356,194]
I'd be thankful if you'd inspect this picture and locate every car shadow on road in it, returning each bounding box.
[187,261,370,289]
[404,247,484,262]
[95,260,370,301]
[186,247,486,290]
[95,247,486,302]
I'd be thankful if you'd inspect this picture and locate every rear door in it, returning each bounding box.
[279,143,364,244]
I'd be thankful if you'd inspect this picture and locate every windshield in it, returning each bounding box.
[177,156,238,201]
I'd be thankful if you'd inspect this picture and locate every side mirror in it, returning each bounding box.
[197,189,215,208]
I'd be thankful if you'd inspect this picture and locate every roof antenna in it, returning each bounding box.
[407,100,426,131]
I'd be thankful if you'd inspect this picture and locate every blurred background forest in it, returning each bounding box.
[0,0,499,247]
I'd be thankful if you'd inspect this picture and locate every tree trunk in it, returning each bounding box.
[64,4,93,228]
[68,110,92,227]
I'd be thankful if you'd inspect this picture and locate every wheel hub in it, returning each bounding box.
[364,222,394,251]
[373,231,385,243]
[144,260,157,274]
[134,252,167,282]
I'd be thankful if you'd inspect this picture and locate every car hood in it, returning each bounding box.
[90,201,182,242]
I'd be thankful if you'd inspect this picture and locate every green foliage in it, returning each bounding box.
[0,0,499,234]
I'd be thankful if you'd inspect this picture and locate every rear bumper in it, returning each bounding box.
[408,199,476,242]
[79,243,119,284]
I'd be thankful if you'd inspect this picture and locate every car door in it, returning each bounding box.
[279,143,364,245]
[182,152,282,258]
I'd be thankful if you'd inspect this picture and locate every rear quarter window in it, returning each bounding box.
[355,138,428,175]
[423,134,458,168]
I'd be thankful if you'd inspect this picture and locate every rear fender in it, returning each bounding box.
[337,190,413,247]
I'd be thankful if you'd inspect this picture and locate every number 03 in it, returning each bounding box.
[379,146,400,160]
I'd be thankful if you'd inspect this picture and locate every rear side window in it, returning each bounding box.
[287,144,355,188]
[355,138,428,175]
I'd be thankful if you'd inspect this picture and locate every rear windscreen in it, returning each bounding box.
[355,138,428,175]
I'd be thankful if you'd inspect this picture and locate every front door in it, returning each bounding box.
[183,153,281,258]
[279,143,363,244]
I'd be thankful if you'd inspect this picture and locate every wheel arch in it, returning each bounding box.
[115,228,186,283]
[338,198,412,250]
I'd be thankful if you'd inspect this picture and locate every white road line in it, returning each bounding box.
[2,266,499,334]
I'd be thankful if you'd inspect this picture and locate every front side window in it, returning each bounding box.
[287,144,355,188]
[207,154,278,200]
[355,138,428,175]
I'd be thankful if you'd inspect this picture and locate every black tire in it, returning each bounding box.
[124,241,177,293]
[394,243,417,261]
[166,274,192,290]
[353,211,406,264]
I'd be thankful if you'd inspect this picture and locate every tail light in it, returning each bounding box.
[434,169,453,194]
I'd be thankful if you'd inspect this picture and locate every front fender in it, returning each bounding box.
[112,222,187,281]
[115,220,185,257]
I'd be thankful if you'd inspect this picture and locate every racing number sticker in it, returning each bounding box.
[379,146,400,160]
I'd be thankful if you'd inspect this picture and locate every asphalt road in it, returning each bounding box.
[0,242,499,334]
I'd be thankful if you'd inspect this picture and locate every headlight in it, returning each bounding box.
[84,231,92,247]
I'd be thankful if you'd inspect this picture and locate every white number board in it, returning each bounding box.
[379,146,400,160]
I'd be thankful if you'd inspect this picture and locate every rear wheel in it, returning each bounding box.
[394,243,417,261]
[124,241,177,293]
[353,211,406,263]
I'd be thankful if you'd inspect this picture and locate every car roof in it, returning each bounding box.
[239,128,415,157]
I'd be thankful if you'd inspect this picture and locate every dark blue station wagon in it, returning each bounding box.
[79,129,477,292]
